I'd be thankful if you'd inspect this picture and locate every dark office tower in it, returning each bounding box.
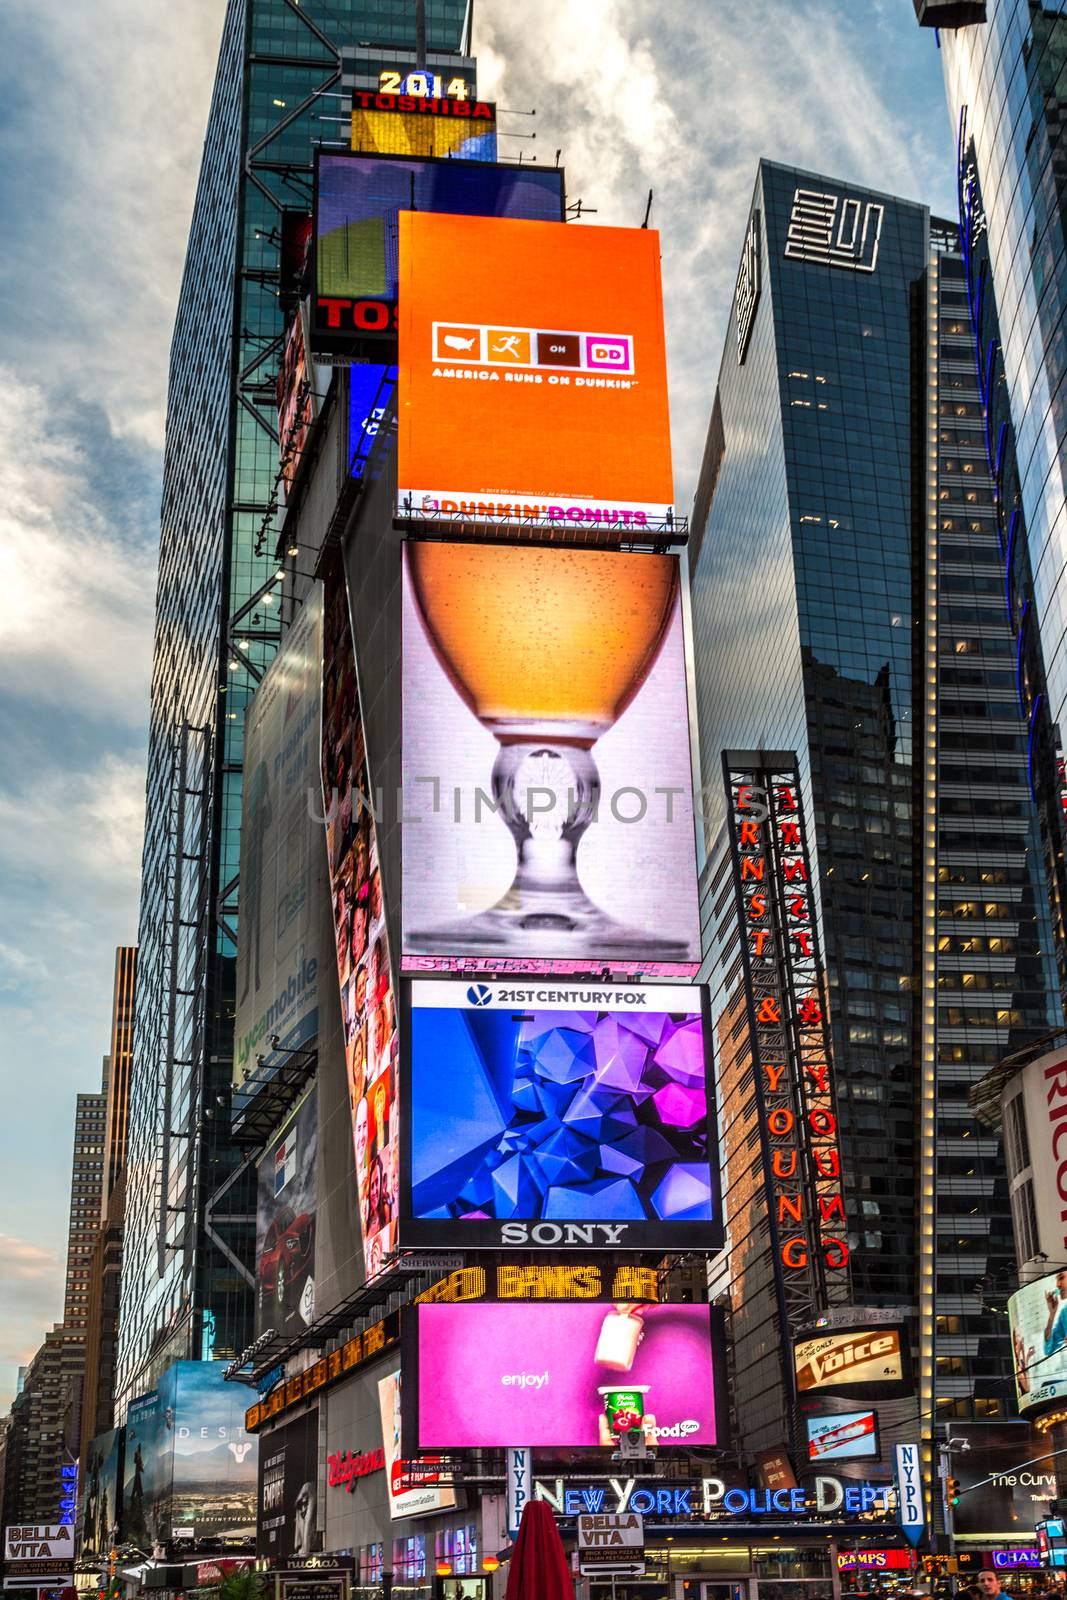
[64,1091,108,1333]
[691,164,1059,1468]
[923,2,1067,991]
[101,946,136,1212]
[117,0,471,1413]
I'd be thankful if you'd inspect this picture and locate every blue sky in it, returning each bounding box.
[0,0,956,1407]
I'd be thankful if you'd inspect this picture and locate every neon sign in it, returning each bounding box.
[724,753,850,1315]
[535,1476,892,1521]
[327,1447,385,1490]
[378,70,471,100]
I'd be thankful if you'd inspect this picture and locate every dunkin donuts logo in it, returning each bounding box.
[433,322,634,375]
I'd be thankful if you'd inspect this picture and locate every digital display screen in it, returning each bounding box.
[1009,1270,1067,1412]
[805,1410,879,1463]
[322,569,399,1277]
[313,154,562,358]
[794,1326,908,1398]
[255,1089,316,1340]
[402,980,719,1251]
[413,1302,724,1449]
[348,363,395,480]
[396,212,674,530]
[400,544,701,974]
[352,93,495,160]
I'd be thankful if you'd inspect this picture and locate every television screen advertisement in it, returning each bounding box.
[1008,1269,1067,1412]
[255,1088,317,1340]
[312,154,563,361]
[257,1411,319,1559]
[409,1302,727,1450]
[794,1325,910,1400]
[396,212,674,531]
[400,544,701,975]
[78,1427,123,1559]
[233,591,323,1098]
[164,1362,259,1541]
[401,979,720,1252]
[804,1410,879,1464]
[321,568,399,1277]
[351,92,496,161]
[377,1369,457,1520]
[949,1421,1055,1538]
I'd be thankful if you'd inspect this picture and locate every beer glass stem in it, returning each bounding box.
[491,741,600,909]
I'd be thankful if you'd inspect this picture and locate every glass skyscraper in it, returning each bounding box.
[926,3,1067,1001]
[692,161,1059,1463]
[117,0,470,1413]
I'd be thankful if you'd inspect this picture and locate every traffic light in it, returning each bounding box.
[947,1476,961,1506]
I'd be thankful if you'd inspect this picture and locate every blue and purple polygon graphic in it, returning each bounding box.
[410,1005,713,1224]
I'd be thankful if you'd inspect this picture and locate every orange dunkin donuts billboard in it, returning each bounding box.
[397,212,675,534]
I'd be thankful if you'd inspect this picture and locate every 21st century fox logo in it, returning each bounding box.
[433,322,634,376]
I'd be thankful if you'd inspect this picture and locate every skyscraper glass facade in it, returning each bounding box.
[691,161,1059,1456]
[118,0,469,1413]
[938,5,1067,903]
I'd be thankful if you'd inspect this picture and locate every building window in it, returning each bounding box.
[1004,1093,1030,1179]
[1011,1179,1039,1265]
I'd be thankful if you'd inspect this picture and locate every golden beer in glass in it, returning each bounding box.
[408,542,687,957]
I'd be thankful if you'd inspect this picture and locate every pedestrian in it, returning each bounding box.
[976,1573,1015,1600]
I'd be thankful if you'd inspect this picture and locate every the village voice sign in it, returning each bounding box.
[577,1512,645,1577]
[4,1524,75,1589]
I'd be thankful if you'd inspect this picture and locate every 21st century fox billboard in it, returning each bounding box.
[397,213,675,533]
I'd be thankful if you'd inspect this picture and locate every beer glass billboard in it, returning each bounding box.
[396,212,675,531]
[402,979,720,1251]
[400,544,700,974]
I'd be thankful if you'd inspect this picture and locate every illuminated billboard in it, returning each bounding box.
[121,1364,257,1544]
[377,1369,457,1520]
[255,1088,316,1340]
[233,593,322,1096]
[313,153,563,360]
[396,212,675,531]
[794,1326,909,1399]
[351,91,495,160]
[400,543,700,974]
[402,980,719,1251]
[321,566,399,1277]
[78,1428,122,1559]
[804,1411,879,1464]
[348,363,395,480]
[412,1302,726,1450]
[277,312,311,495]
[257,1411,319,1559]
[1009,1270,1067,1412]
[949,1422,1055,1537]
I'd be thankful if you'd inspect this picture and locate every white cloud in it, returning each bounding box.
[4,0,222,448]
[0,750,145,904]
[0,1236,64,1410]
[0,367,156,721]
[475,0,956,507]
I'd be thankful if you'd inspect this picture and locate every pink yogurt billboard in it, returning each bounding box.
[412,1302,725,1449]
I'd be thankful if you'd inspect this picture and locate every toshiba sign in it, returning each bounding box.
[794,1326,909,1397]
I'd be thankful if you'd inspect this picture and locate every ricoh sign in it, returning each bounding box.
[1004,1046,1067,1266]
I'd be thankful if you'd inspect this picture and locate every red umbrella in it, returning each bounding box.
[504,1499,575,1600]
